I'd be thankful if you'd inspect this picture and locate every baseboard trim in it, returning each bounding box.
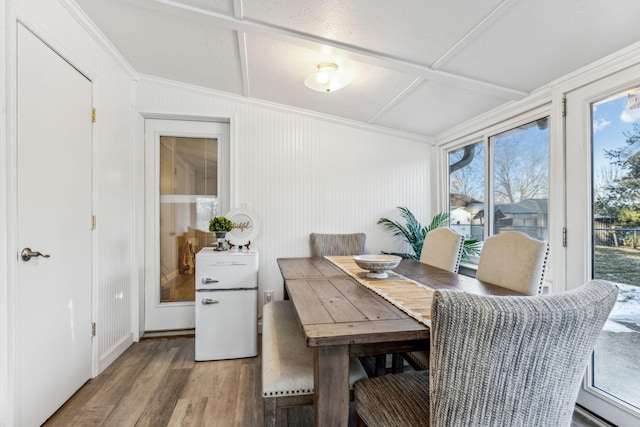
[141,329,196,340]
[98,333,134,375]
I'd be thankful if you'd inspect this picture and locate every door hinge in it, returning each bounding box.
[91,322,96,337]
[91,215,96,230]
[562,227,567,247]
[92,108,97,123]
[561,98,566,117]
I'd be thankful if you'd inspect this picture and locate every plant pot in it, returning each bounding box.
[215,232,228,251]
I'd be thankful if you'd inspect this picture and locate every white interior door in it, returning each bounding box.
[566,63,640,426]
[15,24,93,426]
[144,119,230,331]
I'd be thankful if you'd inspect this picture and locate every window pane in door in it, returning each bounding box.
[449,142,485,251]
[489,118,549,241]
[159,136,218,303]
[591,89,640,409]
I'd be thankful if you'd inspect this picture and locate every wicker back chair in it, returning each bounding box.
[354,280,618,427]
[309,232,366,257]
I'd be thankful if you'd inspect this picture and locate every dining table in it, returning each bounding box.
[276,256,524,427]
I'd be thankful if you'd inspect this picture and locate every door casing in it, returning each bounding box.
[143,118,230,331]
[565,62,640,426]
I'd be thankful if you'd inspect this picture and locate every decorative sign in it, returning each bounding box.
[225,209,261,247]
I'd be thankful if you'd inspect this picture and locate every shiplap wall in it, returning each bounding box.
[137,77,435,304]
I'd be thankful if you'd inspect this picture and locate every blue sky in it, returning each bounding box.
[592,90,640,172]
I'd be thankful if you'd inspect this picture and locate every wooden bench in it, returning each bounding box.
[261,300,368,427]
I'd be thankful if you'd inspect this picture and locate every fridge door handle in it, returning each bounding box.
[201,298,219,305]
[202,278,219,284]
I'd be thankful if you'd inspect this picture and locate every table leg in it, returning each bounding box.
[314,345,350,427]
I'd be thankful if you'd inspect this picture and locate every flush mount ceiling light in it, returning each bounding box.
[304,62,352,93]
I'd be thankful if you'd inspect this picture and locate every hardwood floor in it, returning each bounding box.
[43,337,603,427]
[160,273,195,303]
[43,337,325,427]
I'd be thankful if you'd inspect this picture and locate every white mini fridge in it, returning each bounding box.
[195,248,259,361]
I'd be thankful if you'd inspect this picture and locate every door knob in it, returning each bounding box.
[20,247,51,262]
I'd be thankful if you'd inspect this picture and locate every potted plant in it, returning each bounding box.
[209,216,233,237]
[377,206,480,261]
[209,216,234,251]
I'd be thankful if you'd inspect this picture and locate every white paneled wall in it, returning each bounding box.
[137,77,434,303]
[93,69,136,371]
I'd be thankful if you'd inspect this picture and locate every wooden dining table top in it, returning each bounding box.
[277,256,522,348]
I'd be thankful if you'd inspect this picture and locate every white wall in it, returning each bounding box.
[137,76,434,307]
[1,1,136,424]
[0,1,8,424]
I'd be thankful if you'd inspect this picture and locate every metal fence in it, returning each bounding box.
[594,227,640,248]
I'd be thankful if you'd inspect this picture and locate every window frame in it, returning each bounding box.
[439,104,552,268]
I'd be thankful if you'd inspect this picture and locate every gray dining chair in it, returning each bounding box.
[309,232,366,257]
[354,280,618,427]
[401,227,464,371]
[476,231,550,296]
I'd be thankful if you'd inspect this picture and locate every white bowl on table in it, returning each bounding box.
[353,254,402,279]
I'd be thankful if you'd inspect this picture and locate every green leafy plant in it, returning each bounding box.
[377,206,480,261]
[209,216,233,233]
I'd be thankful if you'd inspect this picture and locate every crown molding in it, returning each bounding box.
[137,74,433,144]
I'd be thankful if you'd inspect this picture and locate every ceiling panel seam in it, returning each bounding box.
[236,32,250,97]
[368,77,424,124]
[149,0,527,101]
[431,0,513,70]
[233,0,249,96]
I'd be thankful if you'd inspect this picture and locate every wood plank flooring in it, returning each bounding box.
[43,337,326,427]
[43,337,602,427]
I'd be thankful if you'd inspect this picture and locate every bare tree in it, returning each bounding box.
[449,144,484,201]
[493,135,548,204]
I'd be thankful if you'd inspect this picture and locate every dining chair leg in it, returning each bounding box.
[374,355,386,376]
[391,353,404,373]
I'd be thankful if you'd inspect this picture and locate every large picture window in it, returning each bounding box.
[449,117,549,263]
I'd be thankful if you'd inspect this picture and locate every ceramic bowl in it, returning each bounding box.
[353,254,402,279]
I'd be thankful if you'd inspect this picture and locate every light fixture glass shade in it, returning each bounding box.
[304,62,352,93]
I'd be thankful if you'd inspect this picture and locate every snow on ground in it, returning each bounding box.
[605,283,640,332]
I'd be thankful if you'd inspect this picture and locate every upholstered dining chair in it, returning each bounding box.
[419,227,465,273]
[475,231,550,296]
[309,232,366,257]
[354,280,618,427]
[401,227,464,371]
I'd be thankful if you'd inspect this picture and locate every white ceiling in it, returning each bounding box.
[75,0,640,138]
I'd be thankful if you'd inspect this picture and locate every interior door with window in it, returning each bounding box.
[144,119,230,331]
[566,64,640,426]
